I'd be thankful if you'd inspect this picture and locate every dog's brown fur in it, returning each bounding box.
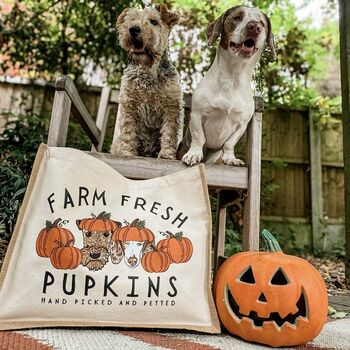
[111,5,183,159]
[77,226,114,271]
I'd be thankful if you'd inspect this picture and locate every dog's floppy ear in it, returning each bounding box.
[207,6,238,46]
[110,240,124,264]
[263,12,277,61]
[76,219,82,229]
[117,8,129,29]
[156,3,180,27]
[142,240,155,254]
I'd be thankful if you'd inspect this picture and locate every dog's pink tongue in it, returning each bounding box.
[240,44,254,54]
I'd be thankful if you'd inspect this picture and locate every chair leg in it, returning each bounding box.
[214,192,226,273]
[242,110,262,251]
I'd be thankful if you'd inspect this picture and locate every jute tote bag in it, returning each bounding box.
[0,144,220,333]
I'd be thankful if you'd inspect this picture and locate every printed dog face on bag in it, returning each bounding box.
[0,145,220,333]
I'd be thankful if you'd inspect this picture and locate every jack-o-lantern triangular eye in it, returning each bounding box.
[270,268,289,285]
[239,266,255,284]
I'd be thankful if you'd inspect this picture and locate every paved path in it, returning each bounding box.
[329,294,350,313]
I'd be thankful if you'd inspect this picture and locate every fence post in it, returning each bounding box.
[339,0,350,284]
[309,110,324,253]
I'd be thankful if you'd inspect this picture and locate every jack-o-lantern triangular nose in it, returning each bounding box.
[258,292,267,303]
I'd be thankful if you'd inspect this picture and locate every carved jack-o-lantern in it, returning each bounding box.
[214,230,328,347]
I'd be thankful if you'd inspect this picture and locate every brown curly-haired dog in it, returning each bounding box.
[76,223,114,271]
[110,4,183,159]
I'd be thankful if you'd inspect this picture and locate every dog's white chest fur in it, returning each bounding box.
[191,61,255,150]
[201,88,254,150]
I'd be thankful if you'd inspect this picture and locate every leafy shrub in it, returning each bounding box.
[0,114,47,239]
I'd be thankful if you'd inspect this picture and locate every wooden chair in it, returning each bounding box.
[47,75,263,272]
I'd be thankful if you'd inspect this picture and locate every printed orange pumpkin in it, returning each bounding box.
[112,219,154,242]
[36,218,75,257]
[157,231,193,263]
[76,211,119,232]
[50,240,82,270]
[213,230,328,347]
[141,250,171,273]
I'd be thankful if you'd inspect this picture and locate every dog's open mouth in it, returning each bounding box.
[132,39,146,55]
[230,38,257,56]
[225,285,308,328]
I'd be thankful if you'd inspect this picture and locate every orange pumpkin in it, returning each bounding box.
[157,231,193,263]
[141,250,171,273]
[76,211,119,232]
[213,230,328,347]
[36,218,75,257]
[112,219,154,242]
[50,240,82,270]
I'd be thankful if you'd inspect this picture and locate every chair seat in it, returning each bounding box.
[87,151,249,190]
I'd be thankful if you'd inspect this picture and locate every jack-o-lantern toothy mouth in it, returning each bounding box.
[225,285,308,328]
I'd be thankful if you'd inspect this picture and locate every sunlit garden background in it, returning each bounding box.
[0,0,348,296]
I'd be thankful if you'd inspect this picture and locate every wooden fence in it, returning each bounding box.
[0,80,345,253]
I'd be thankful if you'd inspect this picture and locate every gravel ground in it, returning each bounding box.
[303,255,350,296]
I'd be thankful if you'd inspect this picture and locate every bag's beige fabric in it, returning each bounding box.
[0,144,220,333]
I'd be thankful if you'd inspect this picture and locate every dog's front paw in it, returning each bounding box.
[112,146,137,158]
[222,154,245,166]
[182,149,203,166]
[158,148,176,160]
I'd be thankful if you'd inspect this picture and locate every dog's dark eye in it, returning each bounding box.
[85,232,92,237]
[150,19,158,25]
[103,232,110,237]
[234,16,241,21]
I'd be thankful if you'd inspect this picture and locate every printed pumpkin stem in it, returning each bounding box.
[166,230,183,240]
[96,211,112,220]
[261,229,282,252]
[129,218,146,229]
[46,218,62,230]
[54,239,74,248]
[130,218,140,226]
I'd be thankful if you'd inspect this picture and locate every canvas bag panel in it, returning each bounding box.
[0,144,220,333]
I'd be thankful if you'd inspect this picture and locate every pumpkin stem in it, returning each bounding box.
[48,218,62,229]
[130,218,146,229]
[97,211,111,220]
[165,230,175,238]
[166,231,183,240]
[261,229,283,252]
[130,218,139,226]
[65,240,74,247]
[91,213,97,219]
[54,239,64,247]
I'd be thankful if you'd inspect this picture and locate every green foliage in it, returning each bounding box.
[0,113,47,239]
[0,0,142,85]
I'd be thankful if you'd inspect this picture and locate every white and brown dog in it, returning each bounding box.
[111,239,154,268]
[181,5,276,166]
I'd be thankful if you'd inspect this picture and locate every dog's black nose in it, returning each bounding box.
[90,252,101,259]
[129,26,141,37]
